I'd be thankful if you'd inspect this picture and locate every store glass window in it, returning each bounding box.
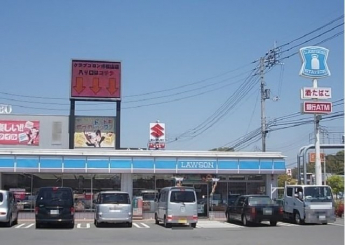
[155,174,174,190]
[133,174,155,197]
[246,182,265,195]
[248,175,264,181]
[228,175,246,181]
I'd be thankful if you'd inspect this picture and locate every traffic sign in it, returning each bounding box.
[300,87,331,99]
[301,101,332,114]
[299,46,330,78]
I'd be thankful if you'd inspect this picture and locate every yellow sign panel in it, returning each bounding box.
[74,116,115,148]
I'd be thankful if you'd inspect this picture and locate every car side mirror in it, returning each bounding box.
[298,192,303,200]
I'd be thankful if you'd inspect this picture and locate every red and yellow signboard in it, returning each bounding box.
[309,152,326,163]
[0,120,40,145]
[71,60,121,100]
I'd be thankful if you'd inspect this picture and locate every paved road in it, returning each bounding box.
[0,219,343,245]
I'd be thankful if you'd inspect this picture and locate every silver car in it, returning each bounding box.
[94,191,132,227]
[155,186,198,228]
[0,190,19,227]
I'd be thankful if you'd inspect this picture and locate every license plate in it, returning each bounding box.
[180,206,186,212]
[109,206,121,210]
[178,219,187,224]
[50,210,59,215]
[319,215,326,220]
[263,208,272,215]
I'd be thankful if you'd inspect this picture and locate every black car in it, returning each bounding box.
[35,187,75,228]
[226,195,283,226]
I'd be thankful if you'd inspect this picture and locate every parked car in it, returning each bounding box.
[155,186,198,228]
[94,191,132,227]
[226,194,283,226]
[35,187,75,228]
[0,190,19,227]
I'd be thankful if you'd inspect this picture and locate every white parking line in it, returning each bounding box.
[140,223,150,228]
[133,223,141,228]
[77,223,90,229]
[15,223,27,228]
[24,224,34,228]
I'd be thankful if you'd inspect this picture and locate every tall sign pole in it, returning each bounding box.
[299,46,331,185]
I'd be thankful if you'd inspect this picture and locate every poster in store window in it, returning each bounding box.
[74,116,115,148]
[0,120,40,146]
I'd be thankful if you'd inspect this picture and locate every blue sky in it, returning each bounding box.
[0,1,344,168]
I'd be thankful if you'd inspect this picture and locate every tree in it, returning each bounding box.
[278,174,297,187]
[327,175,344,198]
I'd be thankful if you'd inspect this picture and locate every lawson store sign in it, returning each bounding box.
[0,156,285,174]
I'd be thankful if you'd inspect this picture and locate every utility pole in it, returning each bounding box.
[260,57,267,152]
[260,47,279,152]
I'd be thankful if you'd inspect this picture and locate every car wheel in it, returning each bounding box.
[5,215,12,227]
[226,213,231,223]
[127,222,132,228]
[68,222,74,229]
[242,214,249,226]
[270,221,277,226]
[164,216,172,228]
[94,220,99,227]
[35,222,41,229]
[190,223,196,228]
[294,212,304,225]
[13,216,18,225]
[155,213,159,225]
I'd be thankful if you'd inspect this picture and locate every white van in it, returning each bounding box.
[0,190,19,227]
[94,191,132,227]
[155,186,198,228]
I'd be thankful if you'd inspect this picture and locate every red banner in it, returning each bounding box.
[0,120,40,145]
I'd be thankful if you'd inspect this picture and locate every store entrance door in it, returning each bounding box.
[184,183,209,217]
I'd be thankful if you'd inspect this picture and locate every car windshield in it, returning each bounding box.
[99,193,130,204]
[36,188,73,205]
[0,193,3,202]
[304,186,333,202]
[248,197,273,205]
[170,191,195,203]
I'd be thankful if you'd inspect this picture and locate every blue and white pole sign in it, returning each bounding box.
[299,46,330,79]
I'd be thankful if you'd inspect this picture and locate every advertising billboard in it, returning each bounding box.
[71,60,121,100]
[0,120,40,145]
[74,116,115,148]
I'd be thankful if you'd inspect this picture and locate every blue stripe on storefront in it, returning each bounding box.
[87,158,109,168]
[0,156,285,172]
[155,159,176,169]
[40,158,63,168]
[16,157,39,168]
[239,160,259,169]
[110,158,131,169]
[133,159,154,169]
[260,160,272,169]
[218,160,238,169]
[274,161,285,169]
[0,157,15,167]
[64,158,86,168]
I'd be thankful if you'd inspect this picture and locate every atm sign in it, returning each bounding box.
[302,102,332,114]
